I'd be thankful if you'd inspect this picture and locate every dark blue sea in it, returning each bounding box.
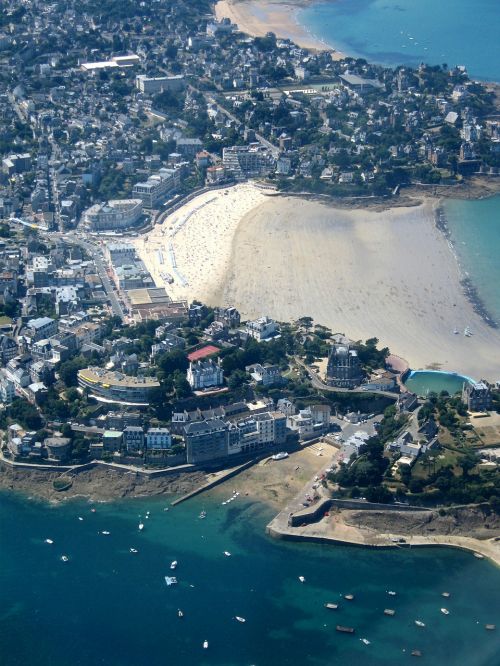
[1,490,499,665]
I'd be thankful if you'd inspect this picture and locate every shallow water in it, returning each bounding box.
[1,490,499,665]
[404,370,472,397]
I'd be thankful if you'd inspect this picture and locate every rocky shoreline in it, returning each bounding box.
[0,462,206,503]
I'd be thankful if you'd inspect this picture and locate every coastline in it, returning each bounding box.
[214,0,344,56]
[133,185,500,380]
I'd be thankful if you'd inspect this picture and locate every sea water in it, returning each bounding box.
[444,195,500,326]
[1,490,499,666]
[298,0,500,81]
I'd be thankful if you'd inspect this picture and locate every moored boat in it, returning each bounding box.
[336,625,355,634]
[170,560,177,570]
[324,603,339,610]
[164,576,178,586]
[344,594,354,601]
[415,620,425,627]
[224,551,231,557]
[384,609,395,616]
[360,638,370,645]
[45,538,53,544]
[203,640,208,649]
[440,608,450,615]
[138,523,144,531]
[441,591,450,598]
[61,555,69,562]
[411,650,423,657]
[235,616,246,623]
[387,590,397,596]
[178,609,184,618]
[130,548,138,553]
[485,624,496,630]
[298,576,306,583]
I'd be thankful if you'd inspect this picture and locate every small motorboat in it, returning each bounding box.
[298,576,306,583]
[45,539,53,544]
[203,640,208,649]
[415,620,425,627]
[78,517,83,521]
[199,511,207,519]
[485,624,496,631]
[101,531,110,535]
[224,551,231,557]
[138,523,144,531]
[61,555,69,562]
[440,608,450,615]
[91,508,96,513]
[387,590,397,596]
[170,560,178,570]
[360,638,370,645]
[235,616,246,623]
[384,609,395,616]
[165,576,178,586]
[474,552,484,559]
[130,548,138,554]
[336,625,355,634]
[411,650,423,657]
[178,609,184,618]
[344,594,354,601]
[324,603,339,610]
[441,592,451,598]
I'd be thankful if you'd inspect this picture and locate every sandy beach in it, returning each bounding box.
[214,0,344,56]
[218,196,500,380]
[135,185,500,380]
[134,183,269,304]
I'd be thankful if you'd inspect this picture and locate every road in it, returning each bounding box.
[196,87,280,157]
[50,231,126,320]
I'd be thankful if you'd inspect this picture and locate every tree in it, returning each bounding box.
[58,356,88,387]
[6,399,42,430]
[365,485,393,504]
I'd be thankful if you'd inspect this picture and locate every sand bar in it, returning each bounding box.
[214,0,343,56]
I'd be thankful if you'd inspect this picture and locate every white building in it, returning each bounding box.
[83,199,143,231]
[187,358,224,390]
[132,168,180,208]
[245,316,279,342]
[222,145,275,181]
[25,317,57,343]
[135,74,185,94]
[145,427,172,450]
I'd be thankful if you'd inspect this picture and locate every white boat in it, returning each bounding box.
[178,609,184,618]
[170,560,178,570]
[138,523,144,531]
[360,638,371,645]
[78,517,84,521]
[165,576,178,586]
[387,590,397,596]
[464,327,472,337]
[224,551,231,557]
[203,640,208,649]
[45,539,53,544]
[474,552,484,559]
[199,510,207,519]
[272,452,289,460]
[101,531,110,535]
[441,608,450,615]
[299,576,306,583]
[235,616,246,623]
[61,555,69,562]
[442,591,451,598]
[415,620,425,627]
[453,328,459,335]
[130,548,138,553]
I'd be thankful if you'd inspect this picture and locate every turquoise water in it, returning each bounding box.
[404,370,472,397]
[1,490,499,665]
[444,196,500,325]
[299,0,500,81]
